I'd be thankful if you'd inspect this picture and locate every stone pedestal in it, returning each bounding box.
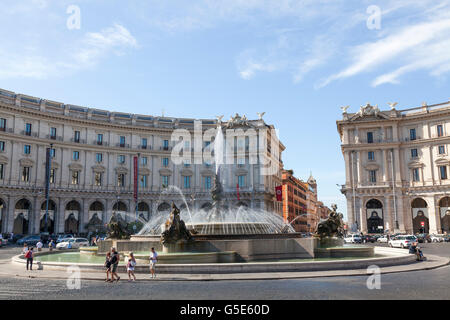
[317,237,344,248]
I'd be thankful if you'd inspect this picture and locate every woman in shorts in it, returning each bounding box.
[149,247,158,279]
[127,252,137,282]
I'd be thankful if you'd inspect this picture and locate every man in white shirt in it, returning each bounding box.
[149,247,158,279]
[36,240,43,252]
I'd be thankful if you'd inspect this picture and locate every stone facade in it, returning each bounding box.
[0,88,284,235]
[337,102,450,235]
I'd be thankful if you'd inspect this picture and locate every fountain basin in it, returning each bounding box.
[186,222,276,235]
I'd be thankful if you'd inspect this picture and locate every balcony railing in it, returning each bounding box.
[70,138,86,144]
[21,130,38,137]
[46,134,63,141]
[160,146,172,151]
[116,143,130,148]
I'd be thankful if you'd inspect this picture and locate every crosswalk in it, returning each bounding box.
[0,278,67,299]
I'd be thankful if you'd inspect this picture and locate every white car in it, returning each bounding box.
[388,235,417,248]
[344,234,362,244]
[377,235,389,243]
[56,238,89,249]
[429,234,445,243]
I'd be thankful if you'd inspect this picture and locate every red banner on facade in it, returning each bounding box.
[275,185,283,201]
[133,156,138,200]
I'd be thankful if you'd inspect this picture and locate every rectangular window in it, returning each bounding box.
[0,164,4,180]
[118,155,125,164]
[367,132,373,143]
[72,171,79,185]
[413,168,420,182]
[50,127,56,139]
[24,145,31,154]
[25,123,32,135]
[163,139,169,150]
[162,157,169,167]
[369,170,377,183]
[439,145,445,155]
[162,175,169,187]
[96,153,103,163]
[368,151,375,161]
[73,151,79,160]
[119,136,125,147]
[117,173,125,187]
[440,166,448,180]
[411,149,418,158]
[50,148,56,158]
[141,138,147,149]
[141,157,148,166]
[0,118,6,131]
[437,124,444,137]
[410,128,416,141]
[94,172,102,186]
[140,175,147,188]
[22,167,30,182]
[183,176,191,189]
[204,176,211,189]
[238,175,246,187]
[0,141,5,151]
[97,134,103,145]
[74,130,80,143]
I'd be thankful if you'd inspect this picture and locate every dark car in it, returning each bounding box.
[11,234,24,244]
[17,235,41,246]
[416,233,431,243]
[363,235,377,243]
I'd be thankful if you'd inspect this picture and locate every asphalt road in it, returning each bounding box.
[0,243,448,300]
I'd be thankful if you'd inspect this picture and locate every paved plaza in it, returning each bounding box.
[0,244,448,300]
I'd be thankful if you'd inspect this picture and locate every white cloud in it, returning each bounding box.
[320,12,450,87]
[0,24,138,79]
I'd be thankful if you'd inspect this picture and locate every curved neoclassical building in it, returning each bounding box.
[338,102,450,235]
[0,88,284,235]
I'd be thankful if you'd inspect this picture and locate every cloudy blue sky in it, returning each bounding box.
[1,0,450,218]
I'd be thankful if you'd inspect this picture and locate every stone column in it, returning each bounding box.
[359,197,367,233]
[81,199,89,233]
[6,196,15,233]
[425,196,440,234]
[57,198,65,234]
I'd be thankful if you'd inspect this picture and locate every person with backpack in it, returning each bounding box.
[110,247,120,282]
[25,247,34,270]
[127,252,137,282]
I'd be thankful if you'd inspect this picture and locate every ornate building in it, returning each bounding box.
[281,170,323,233]
[337,102,450,235]
[0,88,284,235]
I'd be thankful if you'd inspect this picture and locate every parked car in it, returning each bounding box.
[17,235,42,246]
[344,234,362,244]
[56,238,89,250]
[377,235,389,243]
[416,233,431,243]
[429,234,445,243]
[389,235,417,248]
[56,234,74,244]
[362,235,377,243]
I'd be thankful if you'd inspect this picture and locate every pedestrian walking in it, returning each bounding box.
[104,252,112,282]
[149,247,158,279]
[127,252,137,282]
[110,247,121,282]
[25,247,34,270]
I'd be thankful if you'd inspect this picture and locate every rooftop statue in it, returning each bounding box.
[315,204,344,239]
[161,203,194,245]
